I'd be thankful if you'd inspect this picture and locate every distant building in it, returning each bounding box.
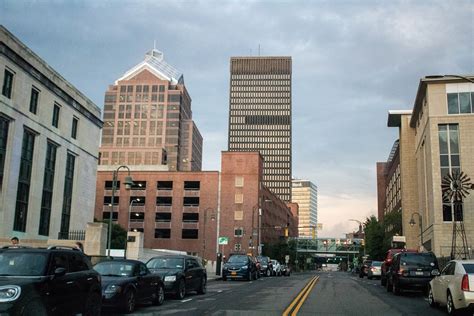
[99,48,202,171]
[291,179,317,238]
[0,26,102,240]
[384,75,474,256]
[95,151,297,259]
[228,57,292,202]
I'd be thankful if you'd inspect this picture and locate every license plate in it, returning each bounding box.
[415,271,423,276]
[231,272,237,276]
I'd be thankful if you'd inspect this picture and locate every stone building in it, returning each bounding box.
[0,26,102,240]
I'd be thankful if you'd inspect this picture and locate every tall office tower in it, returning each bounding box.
[292,179,318,238]
[228,57,292,201]
[100,49,202,171]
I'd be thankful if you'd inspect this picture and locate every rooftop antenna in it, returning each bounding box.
[258,44,261,56]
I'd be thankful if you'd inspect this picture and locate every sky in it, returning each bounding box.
[1,0,473,238]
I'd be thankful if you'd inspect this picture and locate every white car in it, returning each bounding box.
[428,259,474,315]
[271,259,282,276]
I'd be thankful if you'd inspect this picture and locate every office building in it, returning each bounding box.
[99,48,202,171]
[228,57,292,201]
[383,75,474,256]
[292,179,318,238]
[0,26,102,240]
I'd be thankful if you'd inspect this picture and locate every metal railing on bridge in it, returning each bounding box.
[289,237,363,254]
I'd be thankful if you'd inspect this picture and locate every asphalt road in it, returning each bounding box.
[103,271,455,315]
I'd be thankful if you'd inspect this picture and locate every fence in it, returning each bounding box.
[57,230,86,241]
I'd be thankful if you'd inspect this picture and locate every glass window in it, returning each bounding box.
[130,212,144,222]
[29,88,39,114]
[2,69,14,99]
[71,118,78,139]
[447,93,459,114]
[182,213,199,222]
[60,153,75,237]
[156,196,172,206]
[102,212,118,221]
[39,142,58,236]
[155,213,171,222]
[157,181,173,190]
[182,229,198,239]
[155,229,171,239]
[459,92,471,113]
[0,117,9,190]
[462,264,474,273]
[52,104,60,128]
[183,197,199,206]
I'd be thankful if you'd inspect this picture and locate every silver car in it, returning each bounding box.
[367,261,382,279]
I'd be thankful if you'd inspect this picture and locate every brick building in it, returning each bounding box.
[95,151,298,260]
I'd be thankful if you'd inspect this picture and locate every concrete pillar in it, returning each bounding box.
[84,222,107,256]
[126,231,144,260]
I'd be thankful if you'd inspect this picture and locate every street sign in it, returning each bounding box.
[285,255,290,263]
[218,237,228,245]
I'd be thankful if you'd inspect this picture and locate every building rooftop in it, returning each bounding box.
[387,110,412,127]
[116,48,183,85]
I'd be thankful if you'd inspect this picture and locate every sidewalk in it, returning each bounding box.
[207,272,222,282]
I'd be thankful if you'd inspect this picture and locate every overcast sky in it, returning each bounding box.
[2,0,472,237]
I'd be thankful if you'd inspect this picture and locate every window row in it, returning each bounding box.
[231,110,290,116]
[231,74,290,79]
[102,211,199,222]
[230,92,290,98]
[118,84,166,94]
[230,98,291,104]
[230,130,290,137]
[229,121,290,130]
[104,180,199,191]
[2,69,79,139]
[230,104,290,110]
[229,137,291,144]
[231,86,290,92]
[447,92,474,115]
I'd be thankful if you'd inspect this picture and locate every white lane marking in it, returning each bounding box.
[217,290,223,293]
[181,299,193,303]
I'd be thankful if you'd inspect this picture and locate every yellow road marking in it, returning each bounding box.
[290,276,319,316]
[282,275,319,316]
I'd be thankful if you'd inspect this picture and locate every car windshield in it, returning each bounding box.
[94,262,135,277]
[463,264,474,273]
[147,258,184,269]
[0,252,48,276]
[228,255,248,264]
[257,256,268,264]
[371,261,382,267]
[400,253,437,267]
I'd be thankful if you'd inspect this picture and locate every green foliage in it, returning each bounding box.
[382,211,403,250]
[363,215,385,260]
[94,218,127,249]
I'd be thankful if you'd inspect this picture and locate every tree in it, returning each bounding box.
[94,218,127,249]
[363,216,385,260]
[382,211,402,250]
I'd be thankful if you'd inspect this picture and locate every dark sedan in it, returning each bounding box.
[146,255,207,300]
[94,259,164,313]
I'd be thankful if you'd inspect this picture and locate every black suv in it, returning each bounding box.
[386,251,439,295]
[256,256,273,277]
[0,246,102,315]
[222,254,258,281]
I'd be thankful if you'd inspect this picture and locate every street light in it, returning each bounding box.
[124,198,140,259]
[409,212,423,250]
[202,207,216,259]
[107,165,134,258]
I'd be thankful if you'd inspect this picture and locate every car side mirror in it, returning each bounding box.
[431,269,440,277]
[54,267,66,277]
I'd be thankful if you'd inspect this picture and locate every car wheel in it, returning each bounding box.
[266,269,271,277]
[124,290,136,314]
[447,291,457,315]
[83,291,102,316]
[152,284,165,306]
[176,279,186,300]
[428,286,438,308]
[197,277,207,294]
[23,299,48,316]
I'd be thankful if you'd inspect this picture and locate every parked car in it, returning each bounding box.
[222,254,258,281]
[256,256,273,277]
[146,255,207,299]
[94,259,164,313]
[428,259,474,315]
[381,248,417,286]
[281,264,291,276]
[386,251,439,295]
[0,245,101,316]
[367,261,382,279]
[359,260,372,278]
[271,259,282,276]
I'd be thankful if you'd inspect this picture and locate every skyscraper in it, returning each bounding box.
[100,49,202,171]
[228,57,292,201]
[292,179,318,238]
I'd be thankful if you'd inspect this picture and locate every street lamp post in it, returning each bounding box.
[202,207,216,259]
[108,165,134,258]
[409,212,423,250]
[250,204,259,256]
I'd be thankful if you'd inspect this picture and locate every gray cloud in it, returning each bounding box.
[2,0,472,236]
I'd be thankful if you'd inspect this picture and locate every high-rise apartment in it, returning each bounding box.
[292,179,318,238]
[228,57,292,201]
[100,49,202,171]
[0,26,102,239]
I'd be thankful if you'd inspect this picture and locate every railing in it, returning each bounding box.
[58,230,85,240]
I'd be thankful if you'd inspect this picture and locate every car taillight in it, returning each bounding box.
[462,274,470,291]
[397,269,407,276]
[371,268,376,272]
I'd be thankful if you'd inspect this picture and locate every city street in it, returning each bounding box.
[106,271,449,315]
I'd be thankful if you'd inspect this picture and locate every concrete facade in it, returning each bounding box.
[385,76,474,256]
[0,26,102,240]
[291,179,318,238]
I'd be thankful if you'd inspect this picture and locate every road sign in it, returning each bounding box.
[285,255,290,263]
[218,237,228,245]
